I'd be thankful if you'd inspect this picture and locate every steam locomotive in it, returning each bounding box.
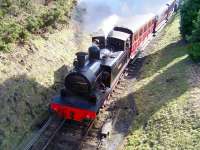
[50,0,178,123]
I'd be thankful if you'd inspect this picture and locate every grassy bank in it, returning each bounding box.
[125,15,200,149]
[0,4,90,149]
[0,0,77,52]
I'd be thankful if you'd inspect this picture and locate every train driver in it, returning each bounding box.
[92,39,100,48]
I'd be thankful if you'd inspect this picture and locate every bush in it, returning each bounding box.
[180,0,200,62]
[0,0,12,9]
[188,43,200,62]
[42,8,62,27]
[0,0,77,53]
[189,11,200,42]
[0,21,29,44]
[0,41,10,52]
[180,0,200,39]
[1,22,23,43]
[0,10,5,19]
[19,30,29,42]
[26,16,44,33]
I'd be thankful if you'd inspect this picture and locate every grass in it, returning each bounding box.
[125,15,200,149]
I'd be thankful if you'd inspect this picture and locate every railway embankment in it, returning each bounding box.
[124,15,200,149]
[0,2,90,150]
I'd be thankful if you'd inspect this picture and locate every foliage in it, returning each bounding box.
[188,43,200,62]
[1,22,22,43]
[0,0,12,9]
[189,11,200,42]
[0,20,29,51]
[0,0,77,52]
[0,41,10,52]
[180,0,200,40]
[42,8,62,27]
[180,0,200,62]
[0,10,5,19]
[26,16,44,33]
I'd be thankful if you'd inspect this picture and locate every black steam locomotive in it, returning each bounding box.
[50,0,178,122]
[50,29,132,122]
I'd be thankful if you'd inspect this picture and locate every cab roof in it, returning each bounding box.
[107,31,130,41]
[92,30,105,37]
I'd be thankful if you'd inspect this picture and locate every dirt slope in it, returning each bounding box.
[0,7,90,150]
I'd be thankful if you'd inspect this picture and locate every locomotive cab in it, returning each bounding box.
[107,31,131,52]
[101,30,131,88]
[114,26,133,48]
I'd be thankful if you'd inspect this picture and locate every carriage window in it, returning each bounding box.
[139,29,143,36]
[148,21,150,27]
[134,34,138,41]
[144,25,148,31]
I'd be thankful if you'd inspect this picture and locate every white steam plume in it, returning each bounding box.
[78,0,170,35]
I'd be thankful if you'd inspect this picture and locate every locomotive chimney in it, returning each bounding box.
[74,52,87,68]
[88,46,100,61]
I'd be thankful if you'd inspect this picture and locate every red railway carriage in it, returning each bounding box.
[115,0,177,59]
[50,0,178,123]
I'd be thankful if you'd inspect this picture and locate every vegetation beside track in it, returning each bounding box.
[125,15,200,149]
[0,3,90,149]
[180,0,200,62]
[0,0,77,52]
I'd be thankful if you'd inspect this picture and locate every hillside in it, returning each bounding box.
[124,15,200,149]
[0,0,77,52]
[0,1,91,149]
[1,1,200,150]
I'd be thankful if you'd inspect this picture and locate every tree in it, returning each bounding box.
[180,0,200,40]
[190,10,200,42]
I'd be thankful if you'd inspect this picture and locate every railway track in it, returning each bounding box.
[21,13,176,150]
[49,59,141,150]
[21,59,139,150]
[22,116,65,150]
[21,45,151,150]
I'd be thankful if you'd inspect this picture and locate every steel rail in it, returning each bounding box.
[23,117,54,150]
[41,119,66,150]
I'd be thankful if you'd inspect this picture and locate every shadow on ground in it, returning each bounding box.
[111,40,189,149]
[0,65,70,150]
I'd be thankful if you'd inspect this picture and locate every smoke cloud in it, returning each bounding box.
[78,0,170,35]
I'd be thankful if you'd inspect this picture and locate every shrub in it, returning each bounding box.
[0,10,5,19]
[42,8,62,27]
[188,43,200,62]
[0,0,77,53]
[180,0,200,62]
[0,21,27,44]
[1,23,22,43]
[189,11,200,42]
[0,0,12,9]
[26,16,43,33]
[0,41,10,52]
[180,0,200,39]
[18,29,30,42]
